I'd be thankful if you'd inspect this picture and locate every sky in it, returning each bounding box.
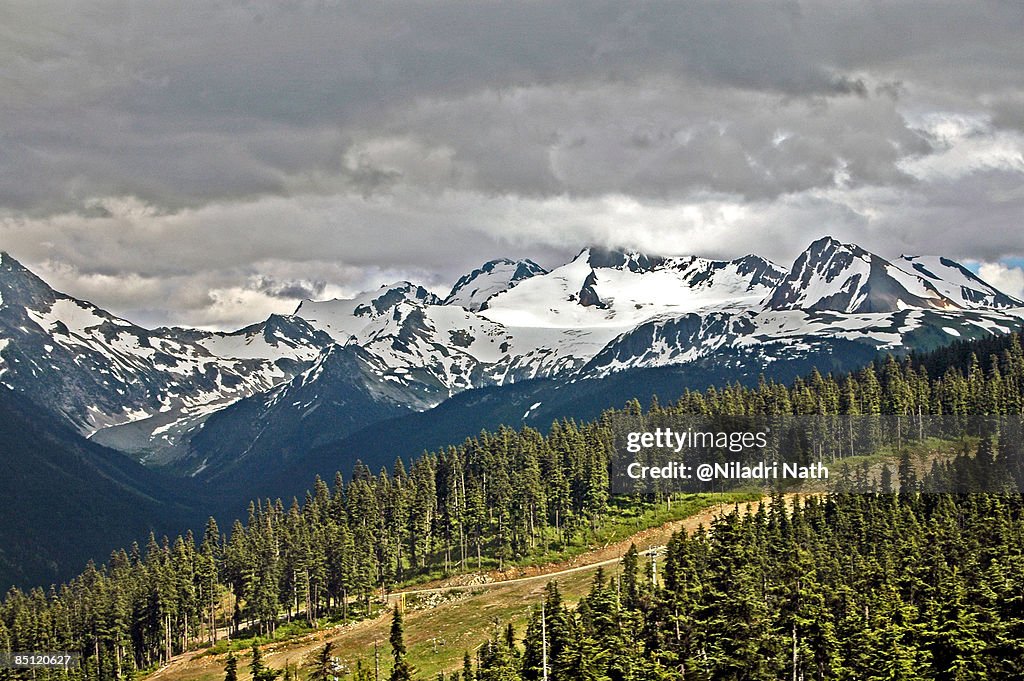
[1,1,1023,329]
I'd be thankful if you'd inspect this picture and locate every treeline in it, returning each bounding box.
[3,331,1024,681]
[657,332,1024,418]
[462,485,1024,680]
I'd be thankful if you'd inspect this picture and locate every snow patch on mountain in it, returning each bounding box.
[192,315,333,362]
[481,248,786,331]
[26,298,125,336]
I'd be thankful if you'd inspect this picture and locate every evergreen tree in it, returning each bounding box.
[224,650,238,681]
[250,644,281,681]
[389,606,414,681]
[310,642,336,681]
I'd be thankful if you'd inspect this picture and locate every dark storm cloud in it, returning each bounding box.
[4,0,1022,210]
[2,1,1023,327]
[252,276,327,301]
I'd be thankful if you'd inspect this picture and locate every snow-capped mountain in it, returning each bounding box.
[443,258,547,311]
[293,281,442,344]
[448,247,789,375]
[171,314,333,362]
[0,252,330,450]
[480,247,786,329]
[898,255,1023,309]
[3,238,1022,480]
[767,237,961,313]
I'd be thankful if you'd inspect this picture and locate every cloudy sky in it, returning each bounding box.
[2,1,1023,328]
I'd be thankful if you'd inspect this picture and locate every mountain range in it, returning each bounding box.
[2,236,1023,584]
[3,237,1023,473]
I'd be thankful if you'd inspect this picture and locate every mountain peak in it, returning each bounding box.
[585,246,667,272]
[730,254,788,289]
[444,258,546,311]
[293,280,442,344]
[812,235,842,248]
[768,238,959,313]
[295,281,440,314]
[372,281,442,306]
[0,251,59,309]
[805,235,868,258]
[0,251,29,274]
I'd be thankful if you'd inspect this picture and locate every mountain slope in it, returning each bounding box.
[0,386,197,589]
[581,307,1023,377]
[0,252,332,461]
[185,344,434,482]
[898,255,1023,309]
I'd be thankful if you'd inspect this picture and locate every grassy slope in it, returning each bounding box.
[146,493,759,681]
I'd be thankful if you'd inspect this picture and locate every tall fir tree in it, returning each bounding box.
[389,606,414,681]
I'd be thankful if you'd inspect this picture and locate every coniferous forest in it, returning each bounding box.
[463,490,1024,681]
[4,333,1024,680]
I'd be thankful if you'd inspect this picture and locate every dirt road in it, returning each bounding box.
[146,496,787,681]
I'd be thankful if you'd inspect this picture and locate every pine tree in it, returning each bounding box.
[389,606,414,681]
[224,650,238,681]
[250,644,281,681]
[620,545,641,611]
[310,642,336,681]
